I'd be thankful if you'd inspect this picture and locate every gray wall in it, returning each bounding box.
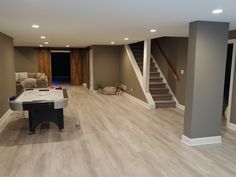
[0,32,15,118]
[184,21,229,138]
[154,37,188,105]
[14,47,38,72]
[120,46,147,102]
[92,45,120,88]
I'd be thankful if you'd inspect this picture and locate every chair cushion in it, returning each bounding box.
[20,78,37,88]
[28,73,37,78]
[36,73,46,80]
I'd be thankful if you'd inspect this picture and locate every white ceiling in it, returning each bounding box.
[0,0,235,47]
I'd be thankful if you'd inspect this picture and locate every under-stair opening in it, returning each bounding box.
[130,42,144,72]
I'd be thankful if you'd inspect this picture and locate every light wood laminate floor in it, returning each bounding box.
[0,86,236,177]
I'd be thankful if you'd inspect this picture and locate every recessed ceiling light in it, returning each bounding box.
[150,29,157,33]
[110,41,115,45]
[44,42,48,45]
[32,24,39,28]
[40,36,46,39]
[212,9,223,14]
[124,38,129,41]
[39,45,43,47]
[66,45,70,48]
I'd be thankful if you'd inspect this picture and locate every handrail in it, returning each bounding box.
[152,40,180,81]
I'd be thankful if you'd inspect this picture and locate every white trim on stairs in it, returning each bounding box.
[125,45,156,109]
[0,109,12,132]
[181,135,222,146]
[143,39,151,92]
[228,122,236,131]
[123,92,153,109]
[151,55,185,110]
[176,103,185,111]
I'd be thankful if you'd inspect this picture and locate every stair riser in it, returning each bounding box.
[152,95,172,101]
[132,50,143,53]
[130,46,143,50]
[156,102,176,108]
[139,68,157,72]
[136,58,144,62]
[134,53,143,58]
[150,78,163,82]
[150,73,160,77]
[149,84,166,88]
[138,66,156,69]
[136,61,155,66]
[150,90,169,94]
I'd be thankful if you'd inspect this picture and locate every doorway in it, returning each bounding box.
[224,40,236,127]
[223,44,233,116]
[51,52,71,85]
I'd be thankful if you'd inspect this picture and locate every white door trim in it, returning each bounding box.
[143,39,151,93]
[226,39,236,130]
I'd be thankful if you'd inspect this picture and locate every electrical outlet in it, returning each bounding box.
[181,69,184,75]
[131,88,133,92]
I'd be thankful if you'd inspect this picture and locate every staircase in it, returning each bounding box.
[130,42,176,108]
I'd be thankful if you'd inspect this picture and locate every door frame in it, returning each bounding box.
[226,39,236,130]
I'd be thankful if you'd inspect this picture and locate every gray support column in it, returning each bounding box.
[182,21,229,146]
[143,39,151,92]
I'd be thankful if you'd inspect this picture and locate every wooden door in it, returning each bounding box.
[70,49,82,85]
[38,49,52,85]
[81,48,90,88]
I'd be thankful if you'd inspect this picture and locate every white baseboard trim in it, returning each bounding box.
[227,122,236,131]
[0,109,12,128]
[123,92,154,109]
[82,83,87,88]
[176,103,185,110]
[181,135,222,146]
[92,90,98,93]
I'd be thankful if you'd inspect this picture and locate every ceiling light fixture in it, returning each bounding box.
[110,41,115,45]
[32,24,39,28]
[212,9,223,14]
[39,45,43,47]
[124,38,129,41]
[66,45,70,48]
[150,29,157,33]
[40,36,46,39]
[44,42,48,44]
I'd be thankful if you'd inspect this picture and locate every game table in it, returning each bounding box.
[9,88,68,133]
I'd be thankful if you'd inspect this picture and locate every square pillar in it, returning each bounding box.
[182,21,229,146]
